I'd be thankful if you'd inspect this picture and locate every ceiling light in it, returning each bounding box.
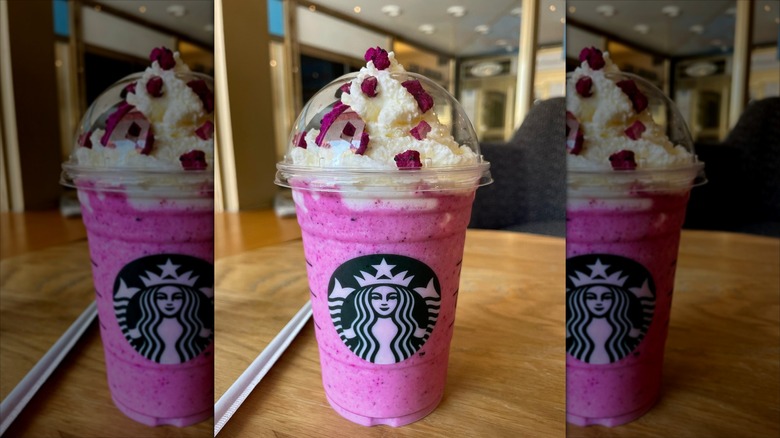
[139,5,147,13]
[549,5,556,12]
[661,5,680,17]
[381,5,401,17]
[690,24,704,34]
[685,61,717,77]
[353,6,361,13]
[764,4,771,12]
[270,59,277,68]
[560,17,565,24]
[596,5,616,17]
[418,24,435,35]
[308,5,316,12]
[447,6,467,17]
[569,6,576,13]
[166,5,187,18]
[510,7,522,16]
[633,24,649,34]
[475,25,490,35]
[470,61,502,77]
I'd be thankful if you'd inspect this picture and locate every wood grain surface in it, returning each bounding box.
[215,229,567,437]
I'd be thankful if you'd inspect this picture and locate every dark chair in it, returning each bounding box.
[470,97,566,237]
[685,97,780,237]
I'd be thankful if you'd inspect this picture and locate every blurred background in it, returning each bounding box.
[1,0,777,235]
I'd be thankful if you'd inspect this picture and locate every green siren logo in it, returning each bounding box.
[566,254,656,364]
[328,255,441,364]
[113,255,214,364]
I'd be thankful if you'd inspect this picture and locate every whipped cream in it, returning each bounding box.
[73,51,213,171]
[567,51,693,171]
[289,51,478,169]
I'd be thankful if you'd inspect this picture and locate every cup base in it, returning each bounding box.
[566,394,658,427]
[111,394,212,427]
[325,392,443,427]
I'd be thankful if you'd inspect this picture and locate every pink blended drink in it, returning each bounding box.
[62,47,215,427]
[565,47,704,427]
[277,47,490,426]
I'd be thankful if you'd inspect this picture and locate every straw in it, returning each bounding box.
[214,301,313,436]
[0,300,98,435]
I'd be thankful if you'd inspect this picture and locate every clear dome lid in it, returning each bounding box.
[61,69,214,194]
[567,71,706,193]
[275,70,492,192]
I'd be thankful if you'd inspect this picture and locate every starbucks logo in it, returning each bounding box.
[113,254,214,364]
[566,254,655,364]
[328,255,441,364]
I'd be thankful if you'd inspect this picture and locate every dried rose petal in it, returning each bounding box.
[354,131,369,155]
[187,79,214,113]
[342,121,356,137]
[315,102,350,146]
[195,120,214,140]
[294,130,307,149]
[339,82,352,94]
[576,76,593,97]
[579,47,605,70]
[179,150,207,170]
[624,120,646,140]
[364,47,390,70]
[566,111,584,155]
[616,80,648,113]
[401,80,434,113]
[361,76,378,97]
[394,150,422,169]
[609,150,637,170]
[120,82,137,98]
[138,129,154,155]
[78,131,92,149]
[146,76,164,97]
[149,47,176,70]
[101,102,135,146]
[410,120,431,140]
[126,122,141,138]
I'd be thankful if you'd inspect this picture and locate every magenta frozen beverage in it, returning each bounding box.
[61,47,214,427]
[276,47,491,426]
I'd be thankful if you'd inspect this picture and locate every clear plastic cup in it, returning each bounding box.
[61,71,214,427]
[566,72,705,427]
[276,71,491,426]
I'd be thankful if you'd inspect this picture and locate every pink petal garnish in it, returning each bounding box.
[294,131,307,149]
[146,76,164,97]
[179,150,207,170]
[616,80,648,113]
[195,120,214,140]
[609,150,637,170]
[364,47,390,70]
[566,111,584,155]
[187,79,214,113]
[315,102,350,146]
[361,76,378,97]
[576,76,593,97]
[101,102,135,146]
[139,129,154,155]
[339,82,352,94]
[624,120,646,140]
[410,120,431,140]
[394,150,422,169]
[78,131,92,149]
[579,47,605,70]
[120,82,137,98]
[149,47,176,70]
[354,131,369,155]
[401,80,434,113]
[342,121,356,137]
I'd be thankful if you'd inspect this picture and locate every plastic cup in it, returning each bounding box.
[275,71,491,426]
[61,72,214,427]
[565,73,705,427]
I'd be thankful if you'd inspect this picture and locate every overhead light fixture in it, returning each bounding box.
[685,61,717,77]
[549,5,557,12]
[418,24,435,35]
[353,6,361,13]
[139,5,147,13]
[569,6,577,13]
[661,5,680,17]
[470,61,502,77]
[764,4,771,12]
[166,4,187,18]
[447,6,467,18]
[690,24,704,34]
[510,7,522,16]
[560,17,565,24]
[381,5,401,17]
[633,24,649,34]
[596,5,616,17]
[475,24,490,35]
[308,5,316,12]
